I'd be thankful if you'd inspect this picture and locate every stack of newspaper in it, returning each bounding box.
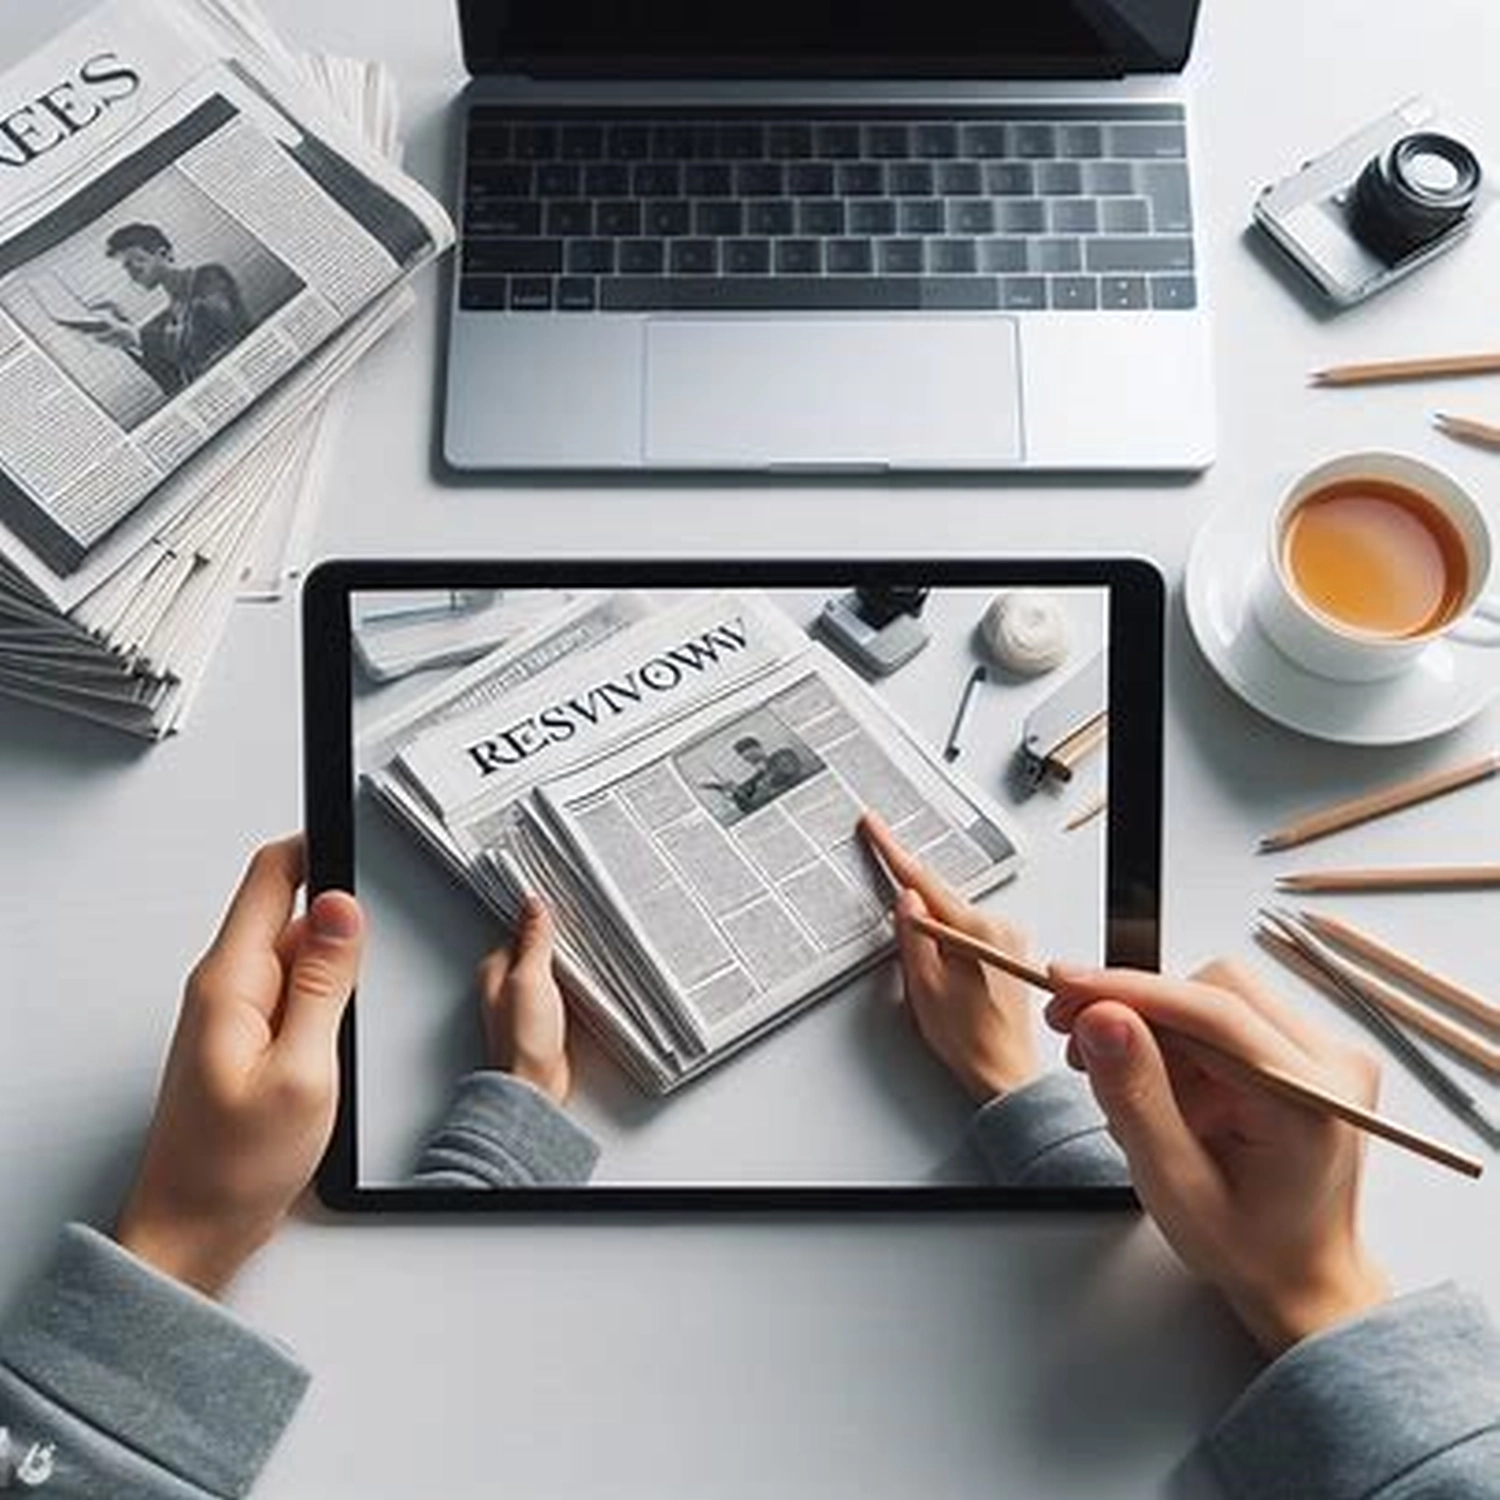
[0,0,452,736]
[362,591,1025,1093]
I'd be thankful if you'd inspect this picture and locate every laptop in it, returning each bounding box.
[442,1,1213,473]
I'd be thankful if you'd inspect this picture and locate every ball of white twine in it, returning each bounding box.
[979,590,1071,675]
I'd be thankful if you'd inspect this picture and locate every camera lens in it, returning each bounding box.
[1350,131,1482,263]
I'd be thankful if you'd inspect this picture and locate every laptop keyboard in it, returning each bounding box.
[458,104,1196,315]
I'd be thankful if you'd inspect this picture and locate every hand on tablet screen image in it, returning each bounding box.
[858,811,1041,1102]
[476,896,574,1105]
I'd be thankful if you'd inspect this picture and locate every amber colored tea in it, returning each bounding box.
[1282,478,1470,637]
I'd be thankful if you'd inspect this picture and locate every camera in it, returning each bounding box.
[1253,98,1491,308]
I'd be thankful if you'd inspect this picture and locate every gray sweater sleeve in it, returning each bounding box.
[967,1070,1130,1186]
[411,1069,601,1186]
[973,1070,1500,1496]
[0,1225,308,1498]
[1205,1282,1500,1497]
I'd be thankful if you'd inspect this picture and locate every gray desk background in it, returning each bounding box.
[2,3,1497,1495]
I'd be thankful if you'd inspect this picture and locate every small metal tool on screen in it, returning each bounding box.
[1017,650,1107,788]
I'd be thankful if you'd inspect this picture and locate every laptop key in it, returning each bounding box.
[767,124,814,158]
[608,125,651,160]
[937,162,982,196]
[584,163,630,197]
[848,200,897,235]
[1087,236,1193,272]
[964,124,1010,158]
[816,124,862,158]
[633,163,681,196]
[1049,275,1099,310]
[1083,161,1134,196]
[747,200,795,236]
[618,238,665,273]
[1109,123,1187,159]
[459,275,507,311]
[1037,161,1083,196]
[737,163,785,196]
[1058,124,1104,159]
[914,124,959,158]
[798,199,845,236]
[898,199,945,234]
[1035,238,1082,273]
[560,125,604,160]
[723,238,772,274]
[670,239,717,274]
[1140,162,1193,232]
[775,239,822,273]
[567,239,615,274]
[979,238,1029,273]
[986,162,1035,196]
[467,124,511,162]
[997,200,1047,234]
[929,238,977,274]
[1100,197,1150,233]
[1151,274,1197,309]
[1100,275,1148,309]
[867,125,909,158]
[513,126,557,161]
[949,200,995,235]
[654,124,697,160]
[1013,124,1057,158]
[694,201,743,237]
[645,201,691,236]
[1000,275,1048,309]
[545,202,592,237]
[537,163,581,197]
[1050,199,1099,234]
[684,163,733,197]
[890,162,934,196]
[465,239,562,275]
[789,163,835,196]
[557,277,597,310]
[510,276,553,310]
[467,200,541,237]
[467,163,532,197]
[837,163,884,195]
[878,238,924,274]
[596,200,642,237]
[598,276,995,311]
[720,125,764,159]
[827,238,874,274]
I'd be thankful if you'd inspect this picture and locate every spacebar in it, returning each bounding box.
[600,277,999,311]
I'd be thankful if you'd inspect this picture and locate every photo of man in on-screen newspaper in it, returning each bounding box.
[341,577,1143,1194]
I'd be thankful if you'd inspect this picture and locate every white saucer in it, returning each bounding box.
[1184,497,1500,745]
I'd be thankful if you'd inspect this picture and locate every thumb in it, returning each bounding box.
[507,896,556,987]
[1073,1002,1211,1205]
[277,891,363,1068]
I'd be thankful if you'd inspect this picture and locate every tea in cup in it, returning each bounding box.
[1251,452,1500,682]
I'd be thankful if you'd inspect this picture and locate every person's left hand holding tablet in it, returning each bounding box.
[114,835,363,1296]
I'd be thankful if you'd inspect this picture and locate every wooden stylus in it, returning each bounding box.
[904,912,1484,1179]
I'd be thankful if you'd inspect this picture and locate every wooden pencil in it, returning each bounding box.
[1435,412,1500,448]
[1276,866,1500,893]
[1312,352,1500,386]
[903,912,1483,1178]
[1258,751,1500,852]
[1295,910,1500,1036]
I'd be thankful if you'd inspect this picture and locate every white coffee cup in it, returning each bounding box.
[1250,451,1500,682]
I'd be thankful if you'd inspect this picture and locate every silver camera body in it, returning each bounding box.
[1254,98,1491,308]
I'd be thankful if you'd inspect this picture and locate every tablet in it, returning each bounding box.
[304,560,1162,1212]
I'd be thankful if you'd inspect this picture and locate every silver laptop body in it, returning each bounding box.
[443,2,1213,473]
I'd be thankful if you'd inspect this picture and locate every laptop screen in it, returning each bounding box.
[459,1,1203,79]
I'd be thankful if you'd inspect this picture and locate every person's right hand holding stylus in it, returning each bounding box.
[1047,958,1393,1356]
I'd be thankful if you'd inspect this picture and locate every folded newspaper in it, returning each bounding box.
[0,0,452,736]
[362,591,1025,1093]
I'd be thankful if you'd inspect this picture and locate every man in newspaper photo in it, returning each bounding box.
[85,220,250,394]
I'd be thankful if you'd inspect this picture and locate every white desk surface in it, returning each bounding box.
[2,3,1497,1496]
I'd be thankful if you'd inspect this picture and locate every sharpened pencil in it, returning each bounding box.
[1258,752,1500,852]
[1277,865,1500,893]
[1435,412,1500,448]
[1312,352,1500,386]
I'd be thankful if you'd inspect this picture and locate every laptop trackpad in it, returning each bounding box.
[643,317,1023,467]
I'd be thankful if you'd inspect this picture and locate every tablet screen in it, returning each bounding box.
[304,561,1161,1208]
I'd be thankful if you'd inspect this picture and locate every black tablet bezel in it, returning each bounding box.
[304,558,1161,1214]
